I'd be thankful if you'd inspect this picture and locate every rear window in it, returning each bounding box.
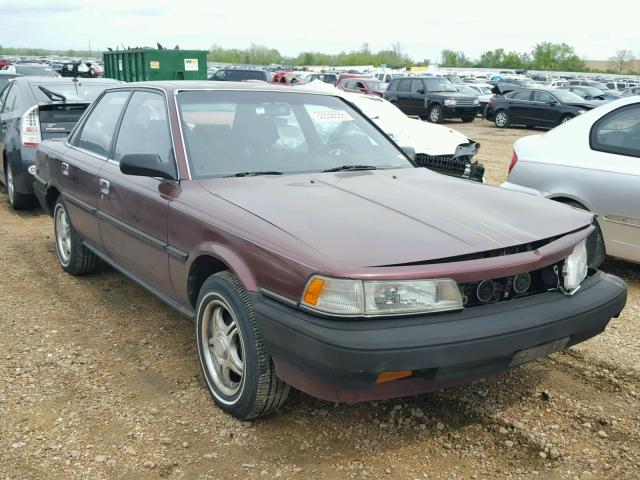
[39,104,88,124]
[31,82,118,104]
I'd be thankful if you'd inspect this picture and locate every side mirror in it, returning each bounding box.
[119,153,177,181]
[547,101,558,106]
[400,145,416,161]
[417,89,425,94]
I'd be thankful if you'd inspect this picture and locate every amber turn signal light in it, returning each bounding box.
[375,371,413,384]
[303,277,325,305]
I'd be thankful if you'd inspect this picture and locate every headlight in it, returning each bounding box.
[577,109,586,115]
[444,99,457,107]
[563,240,588,293]
[301,275,463,316]
[473,99,480,106]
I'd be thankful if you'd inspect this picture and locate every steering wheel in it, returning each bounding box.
[312,142,354,158]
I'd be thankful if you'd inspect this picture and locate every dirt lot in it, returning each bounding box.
[1,119,639,480]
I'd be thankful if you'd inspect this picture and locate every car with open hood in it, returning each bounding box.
[34,81,627,420]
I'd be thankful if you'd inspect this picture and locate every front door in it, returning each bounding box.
[63,90,131,246]
[97,90,178,295]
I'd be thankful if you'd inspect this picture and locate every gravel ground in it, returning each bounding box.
[1,119,639,480]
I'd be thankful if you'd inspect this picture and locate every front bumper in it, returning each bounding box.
[253,270,626,403]
[443,106,479,118]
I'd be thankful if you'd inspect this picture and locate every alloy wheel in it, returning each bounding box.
[496,112,508,127]
[6,165,15,205]
[201,297,245,398]
[429,107,440,122]
[55,205,72,266]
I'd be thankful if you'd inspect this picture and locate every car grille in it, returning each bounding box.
[414,154,484,182]
[454,100,477,107]
[459,261,563,308]
[415,154,466,177]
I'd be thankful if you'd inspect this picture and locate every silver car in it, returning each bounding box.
[502,96,640,266]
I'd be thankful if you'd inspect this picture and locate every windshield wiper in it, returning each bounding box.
[323,165,379,172]
[38,86,67,103]
[225,171,283,177]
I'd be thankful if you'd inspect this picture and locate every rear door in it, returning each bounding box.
[394,79,413,113]
[97,89,178,295]
[62,90,130,247]
[0,83,22,182]
[507,90,534,124]
[531,91,559,127]
[587,103,640,261]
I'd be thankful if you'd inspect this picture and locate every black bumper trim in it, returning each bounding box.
[252,271,626,392]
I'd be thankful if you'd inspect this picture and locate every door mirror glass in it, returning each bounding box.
[120,153,177,180]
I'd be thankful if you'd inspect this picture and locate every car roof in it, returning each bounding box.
[103,80,341,95]
[15,76,121,85]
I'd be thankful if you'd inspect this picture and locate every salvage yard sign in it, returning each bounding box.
[184,58,199,71]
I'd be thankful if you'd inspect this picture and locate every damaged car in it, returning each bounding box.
[35,81,627,420]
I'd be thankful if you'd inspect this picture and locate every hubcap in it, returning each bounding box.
[496,112,507,127]
[201,298,244,397]
[430,108,440,122]
[55,205,72,265]
[562,117,571,123]
[7,165,14,204]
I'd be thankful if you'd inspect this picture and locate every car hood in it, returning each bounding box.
[198,168,591,269]
[378,117,471,156]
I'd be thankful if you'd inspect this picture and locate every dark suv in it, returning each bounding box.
[384,77,479,123]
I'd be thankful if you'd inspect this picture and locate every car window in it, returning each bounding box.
[511,91,532,101]
[410,79,424,94]
[1,83,19,113]
[533,91,554,103]
[113,91,173,167]
[396,79,411,92]
[75,90,130,157]
[590,104,640,158]
[177,91,411,179]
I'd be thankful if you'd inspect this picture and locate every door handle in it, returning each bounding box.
[99,179,110,195]
[61,162,69,176]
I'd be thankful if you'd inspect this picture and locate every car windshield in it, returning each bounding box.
[447,76,462,83]
[16,65,58,77]
[32,82,118,103]
[178,90,412,178]
[552,89,586,103]
[426,78,457,92]
[580,86,605,96]
[587,81,608,90]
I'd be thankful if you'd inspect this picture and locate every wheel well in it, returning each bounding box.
[187,255,231,308]
[45,186,61,216]
[550,196,587,210]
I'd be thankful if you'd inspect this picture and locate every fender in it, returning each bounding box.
[186,242,258,293]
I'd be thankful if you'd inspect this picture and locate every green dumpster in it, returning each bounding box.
[102,49,208,82]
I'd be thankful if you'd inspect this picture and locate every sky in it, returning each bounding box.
[1,0,639,62]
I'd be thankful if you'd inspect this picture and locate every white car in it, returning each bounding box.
[300,81,484,181]
[502,96,640,265]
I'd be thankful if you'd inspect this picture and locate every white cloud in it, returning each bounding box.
[0,0,638,61]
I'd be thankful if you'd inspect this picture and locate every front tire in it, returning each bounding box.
[461,116,475,123]
[53,198,98,275]
[494,110,510,128]
[6,163,34,210]
[559,115,574,125]
[427,104,444,123]
[196,271,289,420]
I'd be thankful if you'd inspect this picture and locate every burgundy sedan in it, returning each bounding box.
[34,81,626,420]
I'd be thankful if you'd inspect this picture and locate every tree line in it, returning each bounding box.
[1,43,637,74]
[440,43,638,74]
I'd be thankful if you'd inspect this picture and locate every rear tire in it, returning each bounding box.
[562,200,606,268]
[53,198,98,275]
[427,104,444,123]
[494,110,510,128]
[196,271,289,420]
[6,163,35,210]
[461,116,475,123]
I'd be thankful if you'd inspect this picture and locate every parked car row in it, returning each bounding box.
[27,80,626,420]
